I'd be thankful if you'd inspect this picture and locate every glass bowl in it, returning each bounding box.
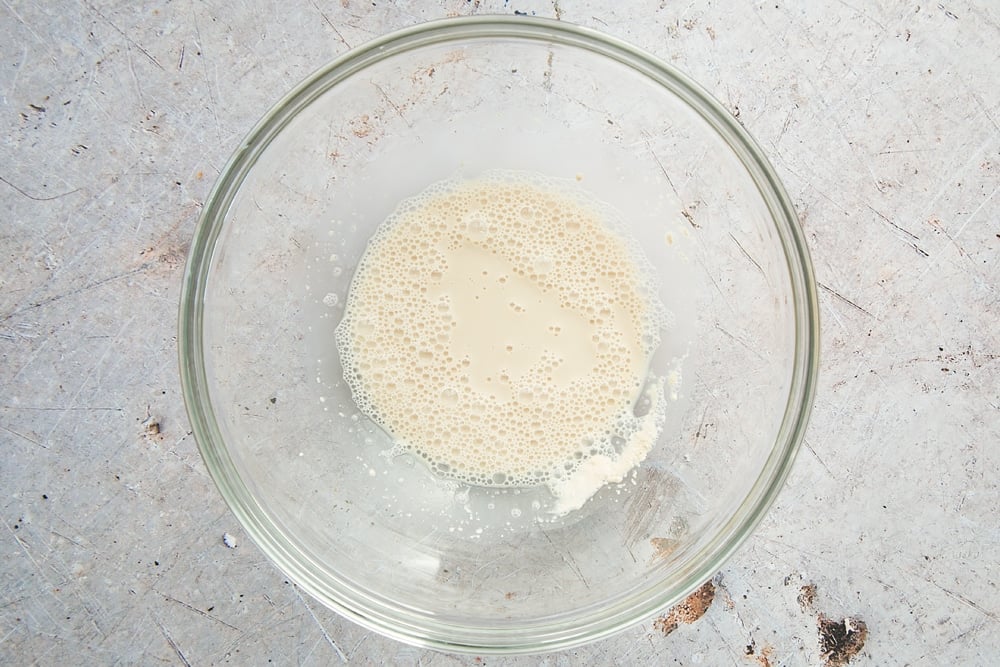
[179,16,818,654]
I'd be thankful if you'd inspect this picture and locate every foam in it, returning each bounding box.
[335,170,666,495]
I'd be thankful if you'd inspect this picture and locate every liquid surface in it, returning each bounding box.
[335,171,665,504]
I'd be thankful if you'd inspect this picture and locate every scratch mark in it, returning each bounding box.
[41,315,135,445]
[0,175,80,202]
[938,3,959,20]
[715,324,766,361]
[310,0,350,47]
[728,232,765,277]
[123,46,150,123]
[84,2,165,70]
[944,620,987,648]
[1,264,151,321]
[157,592,243,632]
[680,208,700,228]
[6,43,28,101]
[693,403,710,442]
[349,633,369,658]
[5,522,61,603]
[623,470,673,547]
[919,134,995,222]
[541,529,590,588]
[775,109,793,147]
[915,184,999,287]
[0,424,48,449]
[928,218,969,258]
[0,0,46,45]
[926,579,1000,625]
[641,131,681,200]
[49,529,87,549]
[189,7,222,143]
[866,204,930,257]
[953,183,998,242]
[1,405,123,412]
[292,586,347,662]
[876,148,936,155]
[804,439,835,478]
[543,49,554,91]
[154,617,192,667]
[372,83,412,128]
[833,0,888,30]
[817,282,873,318]
[177,44,185,70]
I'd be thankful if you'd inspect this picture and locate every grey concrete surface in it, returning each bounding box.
[2,1,998,665]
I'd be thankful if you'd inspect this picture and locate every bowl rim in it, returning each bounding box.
[178,14,820,655]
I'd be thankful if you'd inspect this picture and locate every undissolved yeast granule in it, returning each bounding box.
[335,171,668,515]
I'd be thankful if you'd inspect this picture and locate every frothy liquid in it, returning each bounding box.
[336,171,665,507]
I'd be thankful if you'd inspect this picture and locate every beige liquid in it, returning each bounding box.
[336,171,664,493]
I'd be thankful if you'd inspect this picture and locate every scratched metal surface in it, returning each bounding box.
[1,1,998,665]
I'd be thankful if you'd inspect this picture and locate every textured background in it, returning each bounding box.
[1,1,997,664]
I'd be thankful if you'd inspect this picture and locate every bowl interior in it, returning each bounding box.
[182,17,816,653]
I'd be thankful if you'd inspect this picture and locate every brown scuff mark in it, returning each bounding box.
[350,113,374,138]
[138,239,188,275]
[818,614,868,666]
[653,580,715,635]
[755,643,775,667]
[797,583,817,612]
[140,406,164,443]
[649,537,678,562]
[745,639,775,667]
[135,203,198,276]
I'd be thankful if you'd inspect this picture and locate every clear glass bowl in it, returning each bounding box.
[179,16,818,654]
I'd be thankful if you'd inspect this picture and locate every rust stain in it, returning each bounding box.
[818,614,868,666]
[653,580,715,635]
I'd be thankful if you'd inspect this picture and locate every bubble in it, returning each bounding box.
[334,170,665,491]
